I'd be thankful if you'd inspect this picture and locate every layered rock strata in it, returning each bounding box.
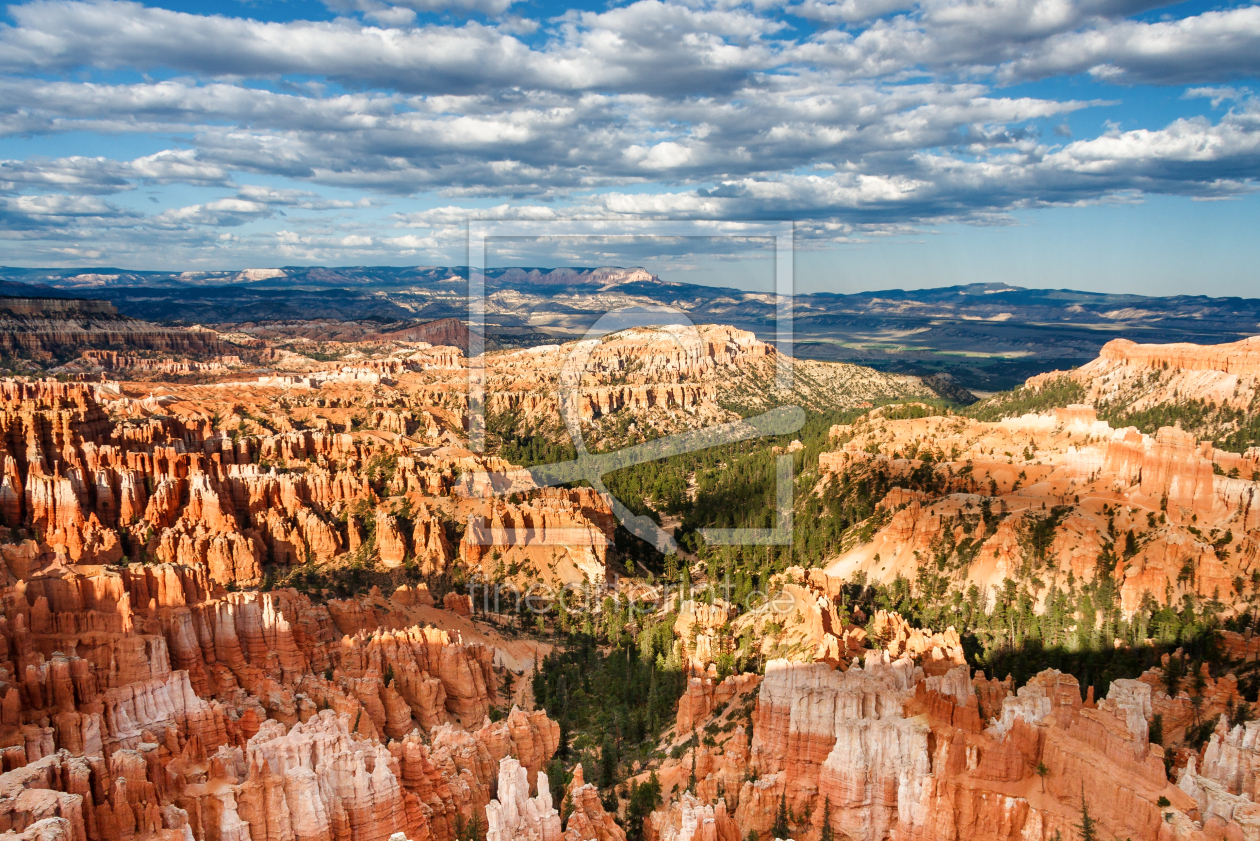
[649,655,1229,841]
[821,405,1260,610]
[0,555,558,841]
[0,299,222,362]
[0,379,614,588]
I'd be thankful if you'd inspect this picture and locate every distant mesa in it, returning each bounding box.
[489,266,657,288]
[0,295,222,361]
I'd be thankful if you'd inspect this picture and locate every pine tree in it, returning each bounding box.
[1076,785,1097,841]
[556,719,569,760]
[625,772,663,841]
[772,792,790,839]
[647,667,659,733]
[687,728,697,793]
[820,797,834,841]
[598,734,617,789]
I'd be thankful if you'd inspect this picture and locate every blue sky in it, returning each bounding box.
[0,0,1258,295]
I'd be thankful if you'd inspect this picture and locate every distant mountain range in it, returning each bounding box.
[4,264,1259,391]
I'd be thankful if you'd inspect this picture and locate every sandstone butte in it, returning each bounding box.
[8,325,1260,841]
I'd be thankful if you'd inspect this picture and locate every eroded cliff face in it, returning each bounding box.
[1184,715,1260,836]
[485,325,767,428]
[672,571,966,682]
[0,378,617,590]
[561,765,626,841]
[819,406,1260,612]
[1003,334,1260,457]
[461,488,616,588]
[0,336,583,841]
[1030,336,1260,414]
[0,299,223,363]
[634,560,1260,841]
[646,654,1244,841]
[482,324,931,450]
[0,556,560,841]
[482,757,627,841]
[16,324,1260,841]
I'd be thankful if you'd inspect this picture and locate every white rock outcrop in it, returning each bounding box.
[485,756,562,841]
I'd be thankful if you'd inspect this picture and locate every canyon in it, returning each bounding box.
[4,317,1260,841]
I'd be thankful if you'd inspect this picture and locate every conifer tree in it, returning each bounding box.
[772,792,790,839]
[1076,785,1097,841]
[688,728,697,793]
[598,734,617,789]
[820,797,834,841]
[556,719,568,760]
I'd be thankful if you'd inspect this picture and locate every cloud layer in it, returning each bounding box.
[0,0,1257,265]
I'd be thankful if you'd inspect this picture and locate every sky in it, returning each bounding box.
[0,0,1259,295]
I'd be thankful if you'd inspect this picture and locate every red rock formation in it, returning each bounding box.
[865,609,966,676]
[646,793,739,841]
[0,537,559,841]
[461,487,616,587]
[820,405,1260,612]
[0,377,612,590]
[1096,337,1260,378]
[1027,336,1260,414]
[675,674,760,735]
[674,601,736,674]
[648,656,1215,841]
[563,765,625,841]
[482,324,925,446]
[234,712,406,841]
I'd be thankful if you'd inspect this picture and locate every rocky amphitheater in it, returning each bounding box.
[1,319,1260,841]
